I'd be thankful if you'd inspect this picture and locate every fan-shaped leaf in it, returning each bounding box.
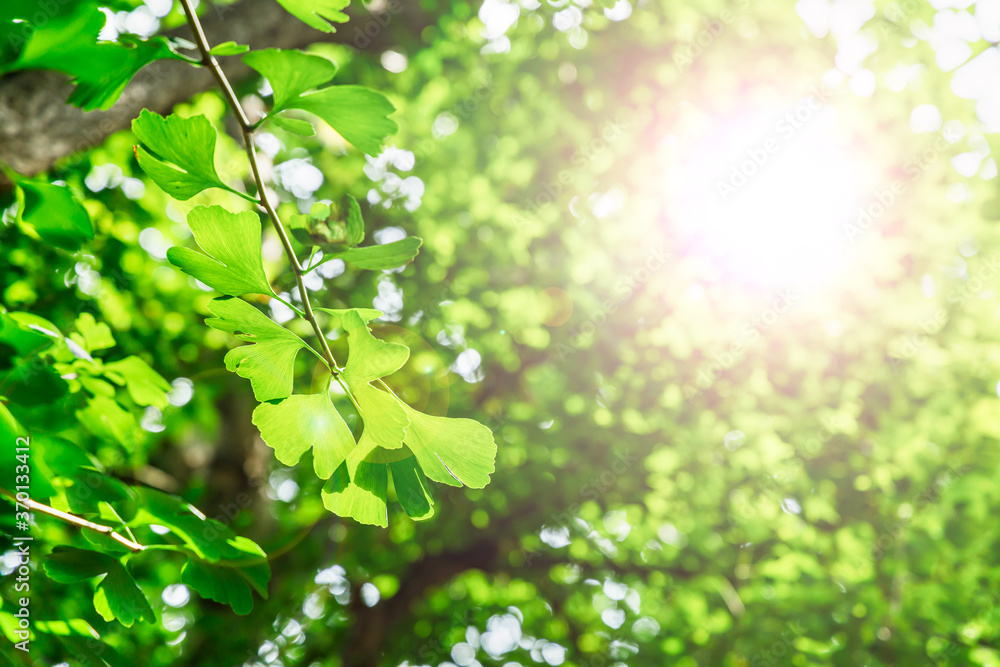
[167,206,275,297]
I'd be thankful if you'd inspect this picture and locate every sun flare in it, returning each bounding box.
[668,102,863,290]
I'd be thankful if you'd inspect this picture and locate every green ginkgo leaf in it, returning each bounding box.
[341,310,409,384]
[182,561,260,615]
[341,310,410,449]
[243,49,338,111]
[102,356,171,409]
[332,236,423,270]
[244,49,397,156]
[291,86,398,157]
[70,312,116,352]
[290,196,367,251]
[253,390,356,479]
[167,206,275,297]
[16,180,94,251]
[132,111,246,201]
[209,41,249,56]
[270,115,316,136]
[44,547,154,627]
[395,400,497,489]
[271,0,350,34]
[1,2,190,111]
[315,307,383,331]
[322,434,434,527]
[206,297,310,402]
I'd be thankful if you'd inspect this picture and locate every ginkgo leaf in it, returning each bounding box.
[16,180,94,250]
[315,308,383,331]
[44,547,154,627]
[243,49,338,111]
[341,309,410,449]
[209,41,249,56]
[293,195,422,270]
[253,390,356,479]
[206,297,309,401]
[290,86,398,157]
[244,49,397,155]
[270,115,316,136]
[129,486,270,564]
[289,196,366,250]
[102,356,171,409]
[272,0,350,34]
[322,434,434,527]
[396,400,497,489]
[1,2,190,110]
[182,561,258,615]
[132,111,245,201]
[167,206,275,297]
[342,310,409,384]
[332,237,423,270]
[71,312,115,352]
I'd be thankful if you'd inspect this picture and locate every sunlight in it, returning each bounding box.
[670,102,862,289]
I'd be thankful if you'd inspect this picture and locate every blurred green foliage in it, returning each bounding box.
[4,0,1000,665]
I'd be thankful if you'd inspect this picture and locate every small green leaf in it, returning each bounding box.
[92,566,155,627]
[322,432,391,527]
[315,307,383,331]
[270,114,316,136]
[253,390,356,479]
[332,236,423,270]
[182,561,255,615]
[76,395,139,450]
[209,41,249,56]
[271,0,350,34]
[70,312,115,352]
[44,548,154,627]
[206,297,310,401]
[397,401,497,489]
[244,49,338,111]
[291,86,398,156]
[322,439,434,526]
[344,195,366,247]
[132,110,246,201]
[340,310,410,449]
[129,487,252,562]
[342,311,409,384]
[244,49,397,155]
[16,180,94,250]
[167,205,275,297]
[102,356,171,409]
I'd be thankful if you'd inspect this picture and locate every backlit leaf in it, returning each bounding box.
[16,180,93,251]
[253,390,356,479]
[244,49,397,155]
[206,297,309,402]
[271,0,350,34]
[132,111,245,201]
[167,206,275,297]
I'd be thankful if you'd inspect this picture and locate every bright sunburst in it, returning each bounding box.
[669,98,863,289]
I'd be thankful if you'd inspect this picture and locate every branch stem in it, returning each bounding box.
[179,0,342,375]
[0,487,145,552]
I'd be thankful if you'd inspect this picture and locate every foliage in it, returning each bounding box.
[3,0,1000,665]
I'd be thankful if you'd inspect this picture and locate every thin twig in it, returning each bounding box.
[178,0,343,376]
[0,487,145,552]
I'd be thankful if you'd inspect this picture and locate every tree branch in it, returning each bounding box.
[177,0,348,381]
[0,486,145,552]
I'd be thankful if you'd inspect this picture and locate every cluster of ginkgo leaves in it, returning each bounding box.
[0,0,496,641]
[130,45,497,527]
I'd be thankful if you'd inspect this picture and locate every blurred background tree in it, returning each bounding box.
[3,0,1000,665]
